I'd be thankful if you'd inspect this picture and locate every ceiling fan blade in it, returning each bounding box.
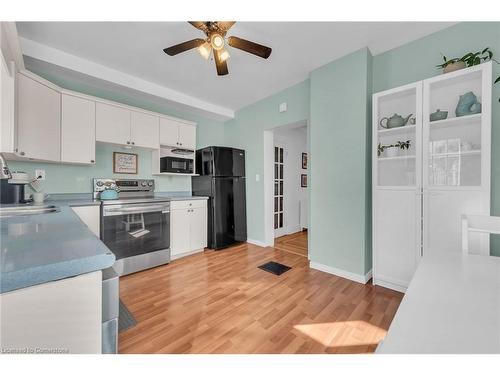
[188,21,208,32]
[213,49,229,76]
[216,21,236,31]
[163,39,205,56]
[227,36,272,59]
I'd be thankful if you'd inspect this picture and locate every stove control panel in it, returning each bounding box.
[93,178,155,198]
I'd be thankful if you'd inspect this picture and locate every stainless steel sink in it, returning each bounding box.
[0,205,60,218]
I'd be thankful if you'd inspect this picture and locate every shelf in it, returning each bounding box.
[378,124,416,135]
[378,155,416,161]
[428,113,481,128]
[153,173,199,176]
[430,150,481,157]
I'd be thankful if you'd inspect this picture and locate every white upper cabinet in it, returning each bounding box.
[9,70,195,164]
[1,54,15,153]
[17,72,61,161]
[61,94,96,164]
[96,103,160,149]
[159,117,196,149]
[130,110,159,149]
[178,123,196,149]
[96,102,131,146]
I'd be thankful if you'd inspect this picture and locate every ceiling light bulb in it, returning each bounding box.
[198,42,212,59]
[219,49,230,62]
[210,34,224,50]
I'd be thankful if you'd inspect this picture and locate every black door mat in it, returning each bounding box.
[119,299,137,332]
[258,261,291,275]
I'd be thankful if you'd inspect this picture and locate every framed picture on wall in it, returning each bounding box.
[113,152,138,174]
[302,153,308,169]
[301,174,307,188]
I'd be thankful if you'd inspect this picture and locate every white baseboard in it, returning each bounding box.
[310,261,372,284]
[285,225,302,235]
[373,278,407,293]
[246,239,271,248]
[170,248,204,261]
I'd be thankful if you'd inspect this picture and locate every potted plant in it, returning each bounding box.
[378,140,411,158]
[436,47,498,74]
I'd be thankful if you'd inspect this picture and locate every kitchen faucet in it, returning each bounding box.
[0,153,12,179]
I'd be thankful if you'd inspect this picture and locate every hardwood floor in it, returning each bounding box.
[118,242,403,354]
[274,230,308,257]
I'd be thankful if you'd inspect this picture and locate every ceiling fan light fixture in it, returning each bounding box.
[198,41,212,59]
[210,33,224,50]
[219,48,230,62]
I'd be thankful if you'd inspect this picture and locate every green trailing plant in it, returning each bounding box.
[436,47,498,70]
[378,140,411,157]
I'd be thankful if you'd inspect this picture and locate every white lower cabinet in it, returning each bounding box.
[0,271,102,354]
[71,205,100,237]
[170,200,207,260]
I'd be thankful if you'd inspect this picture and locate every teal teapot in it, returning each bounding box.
[379,113,413,129]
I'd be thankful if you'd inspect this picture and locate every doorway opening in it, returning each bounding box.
[264,120,309,258]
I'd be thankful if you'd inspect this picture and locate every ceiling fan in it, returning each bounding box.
[163,21,272,76]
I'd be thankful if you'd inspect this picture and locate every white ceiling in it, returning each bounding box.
[16,22,454,118]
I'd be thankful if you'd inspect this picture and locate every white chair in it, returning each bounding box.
[461,215,500,254]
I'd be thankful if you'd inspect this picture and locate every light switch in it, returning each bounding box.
[279,102,287,113]
[255,174,260,182]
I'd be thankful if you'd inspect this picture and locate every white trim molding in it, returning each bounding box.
[19,37,235,121]
[246,239,273,248]
[310,261,372,284]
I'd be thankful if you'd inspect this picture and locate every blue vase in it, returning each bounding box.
[455,91,482,117]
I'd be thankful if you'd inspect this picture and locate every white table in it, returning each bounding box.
[377,251,500,353]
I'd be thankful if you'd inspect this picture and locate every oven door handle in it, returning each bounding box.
[103,205,170,216]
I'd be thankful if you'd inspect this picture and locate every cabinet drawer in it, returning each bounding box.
[170,199,207,210]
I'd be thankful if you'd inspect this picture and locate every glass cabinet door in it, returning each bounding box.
[424,70,483,187]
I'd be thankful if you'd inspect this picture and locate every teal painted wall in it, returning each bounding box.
[309,48,373,276]
[8,143,190,193]
[224,80,310,241]
[8,69,227,194]
[373,22,500,255]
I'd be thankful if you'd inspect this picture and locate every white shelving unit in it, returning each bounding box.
[372,62,492,292]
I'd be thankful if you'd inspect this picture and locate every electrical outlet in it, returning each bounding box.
[35,169,46,180]
[279,102,287,113]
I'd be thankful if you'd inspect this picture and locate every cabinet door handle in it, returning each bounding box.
[20,151,25,156]
[131,141,135,145]
[126,141,130,145]
[90,160,95,163]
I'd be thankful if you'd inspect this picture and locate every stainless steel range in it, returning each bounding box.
[94,178,170,276]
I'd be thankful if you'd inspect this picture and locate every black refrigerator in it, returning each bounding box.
[192,146,247,249]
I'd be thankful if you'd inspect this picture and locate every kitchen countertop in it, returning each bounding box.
[0,193,208,294]
[0,202,115,294]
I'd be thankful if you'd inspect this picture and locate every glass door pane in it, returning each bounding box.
[426,71,483,187]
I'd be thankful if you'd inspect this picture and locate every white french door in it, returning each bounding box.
[274,145,286,237]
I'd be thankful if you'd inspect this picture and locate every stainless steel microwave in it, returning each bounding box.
[160,156,194,174]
